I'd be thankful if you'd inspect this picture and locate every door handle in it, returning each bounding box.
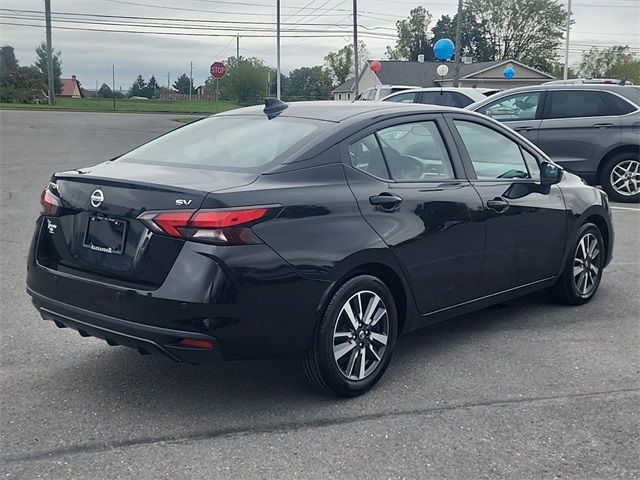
[593,122,614,129]
[487,197,510,213]
[369,193,403,207]
[513,126,534,132]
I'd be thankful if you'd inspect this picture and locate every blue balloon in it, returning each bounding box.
[503,66,515,79]
[433,38,455,61]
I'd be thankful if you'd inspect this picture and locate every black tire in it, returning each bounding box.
[302,275,398,397]
[601,152,640,203]
[551,223,605,305]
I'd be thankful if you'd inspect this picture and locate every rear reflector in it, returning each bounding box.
[179,338,213,349]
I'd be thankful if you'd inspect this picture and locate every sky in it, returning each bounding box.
[0,0,638,91]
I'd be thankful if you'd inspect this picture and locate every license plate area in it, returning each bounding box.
[83,216,127,255]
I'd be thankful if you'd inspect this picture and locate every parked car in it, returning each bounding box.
[381,87,490,108]
[468,84,640,202]
[28,100,613,397]
[355,85,419,101]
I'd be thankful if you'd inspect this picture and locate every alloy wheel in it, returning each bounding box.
[573,233,601,296]
[609,159,640,197]
[333,290,389,381]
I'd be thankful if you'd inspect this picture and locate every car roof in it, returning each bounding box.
[467,84,640,109]
[217,100,461,122]
[384,87,488,98]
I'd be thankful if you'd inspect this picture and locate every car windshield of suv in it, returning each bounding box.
[118,115,325,171]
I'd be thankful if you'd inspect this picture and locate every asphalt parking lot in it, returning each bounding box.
[1,110,638,479]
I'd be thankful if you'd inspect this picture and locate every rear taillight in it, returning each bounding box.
[138,207,272,245]
[40,183,62,216]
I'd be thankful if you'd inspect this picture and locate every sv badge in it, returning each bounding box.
[175,199,192,206]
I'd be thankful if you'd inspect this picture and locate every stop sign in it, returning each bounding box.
[210,62,226,79]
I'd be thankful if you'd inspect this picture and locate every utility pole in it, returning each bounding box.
[452,0,463,87]
[276,0,281,99]
[352,0,359,99]
[236,34,240,103]
[112,65,116,110]
[44,0,55,105]
[189,61,193,100]
[167,72,170,89]
[563,0,572,80]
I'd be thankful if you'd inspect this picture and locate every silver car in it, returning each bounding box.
[468,84,640,202]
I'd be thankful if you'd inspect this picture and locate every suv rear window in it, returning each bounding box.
[118,116,325,172]
[602,92,637,115]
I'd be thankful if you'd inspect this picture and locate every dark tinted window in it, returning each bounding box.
[348,134,390,179]
[452,92,474,107]
[546,90,608,119]
[453,121,530,180]
[376,122,454,181]
[602,92,636,115]
[385,92,418,103]
[420,91,459,107]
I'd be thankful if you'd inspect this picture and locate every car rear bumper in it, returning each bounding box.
[29,287,223,363]
[27,216,331,361]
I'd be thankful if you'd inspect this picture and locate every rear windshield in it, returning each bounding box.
[118,115,326,171]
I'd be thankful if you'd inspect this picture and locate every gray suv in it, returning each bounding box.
[468,85,640,202]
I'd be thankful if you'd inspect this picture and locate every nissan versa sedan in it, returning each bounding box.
[468,84,640,202]
[27,100,613,397]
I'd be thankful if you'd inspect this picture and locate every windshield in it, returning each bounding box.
[118,115,326,172]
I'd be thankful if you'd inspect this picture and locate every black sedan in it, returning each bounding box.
[27,99,613,397]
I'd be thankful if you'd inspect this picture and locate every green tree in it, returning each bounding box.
[1,46,46,103]
[173,73,193,94]
[286,66,333,99]
[98,83,113,98]
[147,75,160,97]
[431,12,493,62]
[128,74,147,97]
[577,45,640,83]
[205,56,270,104]
[386,6,433,61]
[465,0,567,72]
[324,41,369,86]
[34,41,62,94]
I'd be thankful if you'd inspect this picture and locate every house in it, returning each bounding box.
[332,59,555,100]
[59,75,83,98]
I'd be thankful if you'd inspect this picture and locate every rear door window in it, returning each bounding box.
[544,90,608,119]
[348,134,390,179]
[602,92,637,115]
[375,121,455,181]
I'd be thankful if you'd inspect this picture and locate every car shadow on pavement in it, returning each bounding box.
[45,289,574,406]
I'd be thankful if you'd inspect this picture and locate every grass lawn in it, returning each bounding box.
[0,97,243,114]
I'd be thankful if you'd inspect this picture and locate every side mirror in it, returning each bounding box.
[540,161,563,185]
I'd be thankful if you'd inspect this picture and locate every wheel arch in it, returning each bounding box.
[316,260,413,336]
[597,145,639,185]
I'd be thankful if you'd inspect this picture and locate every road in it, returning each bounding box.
[1,110,638,479]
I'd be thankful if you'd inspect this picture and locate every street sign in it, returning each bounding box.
[210,62,226,79]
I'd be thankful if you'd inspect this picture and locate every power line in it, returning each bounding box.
[0,20,397,39]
